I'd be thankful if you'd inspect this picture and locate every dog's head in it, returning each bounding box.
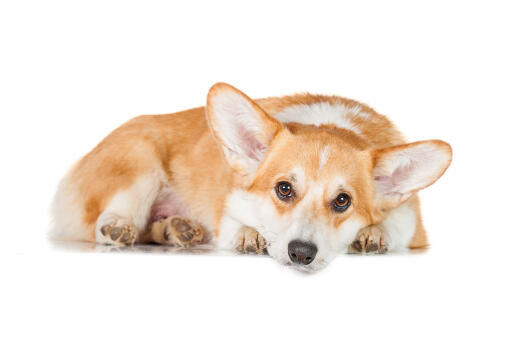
[206,83,452,272]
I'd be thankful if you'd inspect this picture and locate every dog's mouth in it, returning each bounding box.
[280,258,328,273]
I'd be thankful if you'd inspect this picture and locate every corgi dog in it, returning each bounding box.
[52,83,452,272]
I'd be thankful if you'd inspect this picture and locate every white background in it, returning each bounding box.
[1,1,510,339]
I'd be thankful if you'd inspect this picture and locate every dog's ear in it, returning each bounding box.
[206,83,282,177]
[372,140,452,210]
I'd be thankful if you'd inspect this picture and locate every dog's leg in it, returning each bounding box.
[215,217,267,254]
[380,195,425,252]
[406,195,429,250]
[148,216,204,247]
[95,172,163,246]
[348,225,387,254]
[349,195,424,254]
[234,226,267,255]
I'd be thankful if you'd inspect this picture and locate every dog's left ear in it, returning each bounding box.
[206,83,282,177]
[372,140,452,209]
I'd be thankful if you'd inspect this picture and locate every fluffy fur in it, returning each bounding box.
[51,83,452,271]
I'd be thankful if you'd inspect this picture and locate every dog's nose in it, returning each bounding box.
[288,240,318,265]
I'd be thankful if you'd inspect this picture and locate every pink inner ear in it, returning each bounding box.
[233,116,267,161]
[211,89,276,163]
[374,175,394,194]
[374,141,451,197]
[374,160,419,195]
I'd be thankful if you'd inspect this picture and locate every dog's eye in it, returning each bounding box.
[275,181,294,201]
[332,193,351,212]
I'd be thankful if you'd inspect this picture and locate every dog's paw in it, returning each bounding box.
[157,216,204,248]
[348,225,387,254]
[235,226,267,255]
[100,222,137,246]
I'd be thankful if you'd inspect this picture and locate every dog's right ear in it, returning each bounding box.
[206,83,282,177]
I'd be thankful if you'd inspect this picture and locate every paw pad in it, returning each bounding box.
[162,217,204,247]
[100,224,136,246]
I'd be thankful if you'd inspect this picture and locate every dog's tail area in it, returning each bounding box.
[49,171,91,242]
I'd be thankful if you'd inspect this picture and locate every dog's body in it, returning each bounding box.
[52,83,451,271]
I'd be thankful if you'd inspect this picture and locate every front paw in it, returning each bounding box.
[235,226,267,255]
[348,225,388,254]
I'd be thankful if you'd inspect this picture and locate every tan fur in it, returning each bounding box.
[248,124,376,229]
[57,83,450,250]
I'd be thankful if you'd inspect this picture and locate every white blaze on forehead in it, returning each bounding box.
[319,146,330,169]
[289,166,305,184]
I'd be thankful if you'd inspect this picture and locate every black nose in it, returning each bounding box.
[288,240,318,265]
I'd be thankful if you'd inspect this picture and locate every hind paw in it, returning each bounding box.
[152,216,204,247]
[99,223,137,246]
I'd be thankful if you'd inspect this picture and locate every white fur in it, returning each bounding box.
[319,146,329,169]
[380,201,417,252]
[95,171,164,243]
[50,173,88,241]
[275,102,366,134]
